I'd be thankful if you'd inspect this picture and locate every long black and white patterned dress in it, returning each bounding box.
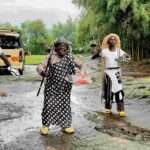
[42,54,75,128]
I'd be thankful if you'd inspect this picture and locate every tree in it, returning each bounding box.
[72,0,150,60]
[21,20,48,54]
[50,18,78,48]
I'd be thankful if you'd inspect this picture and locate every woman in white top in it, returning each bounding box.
[101,33,130,117]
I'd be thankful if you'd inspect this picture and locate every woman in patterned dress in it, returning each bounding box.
[40,38,81,135]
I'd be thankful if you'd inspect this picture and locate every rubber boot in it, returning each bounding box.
[105,109,112,114]
[40,125,49,135]
[63,127,75,134]
[117,102,126,117]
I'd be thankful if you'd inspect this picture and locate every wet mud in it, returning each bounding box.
[0,103,23,122]
[88,112,150,143]
[0,60,150,150]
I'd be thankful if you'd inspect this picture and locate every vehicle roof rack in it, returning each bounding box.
[0,29,17,33]
[0,29,20,37]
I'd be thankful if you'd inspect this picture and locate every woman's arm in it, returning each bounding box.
[74,58,82,70]
[75,61,82,70]
[120,49,131,61]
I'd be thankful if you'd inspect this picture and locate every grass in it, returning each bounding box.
[25,53,91,65]
[25,55,46,65]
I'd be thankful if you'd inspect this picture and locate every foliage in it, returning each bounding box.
[0,0,149,59]
[50,18,78,49]
[21,20,48,54]
[72,0,150,60]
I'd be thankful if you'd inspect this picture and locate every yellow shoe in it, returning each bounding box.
[105,109,112,114]
[63,127,75,134]
[119,111,126,117]
[40,125,49,135]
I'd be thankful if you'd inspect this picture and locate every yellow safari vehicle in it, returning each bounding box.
[0,29,25,75]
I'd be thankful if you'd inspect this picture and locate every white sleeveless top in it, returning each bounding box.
[101,48,125,68]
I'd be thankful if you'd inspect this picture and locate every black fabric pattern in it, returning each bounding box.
[103,73,125,109]
[103,74,112,109]
[42,54,75,128]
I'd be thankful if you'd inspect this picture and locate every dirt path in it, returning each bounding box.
[0,59,150,150]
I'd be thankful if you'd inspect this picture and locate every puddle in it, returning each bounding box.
[0,62,150,150]
[85,112,150,144]
[0,103,23,122]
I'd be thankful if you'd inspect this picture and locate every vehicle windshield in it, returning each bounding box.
[0,35,21,49]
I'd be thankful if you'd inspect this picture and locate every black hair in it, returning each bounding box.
[54,42,69,50]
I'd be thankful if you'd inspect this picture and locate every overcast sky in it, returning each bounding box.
[0,0,80,28]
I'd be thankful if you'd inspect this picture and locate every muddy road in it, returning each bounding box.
[0,59,150,150]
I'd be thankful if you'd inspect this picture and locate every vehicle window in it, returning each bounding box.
[0,36,21,49]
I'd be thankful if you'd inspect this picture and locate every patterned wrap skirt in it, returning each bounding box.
[102,68,124,104]
[42,54,75,128]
